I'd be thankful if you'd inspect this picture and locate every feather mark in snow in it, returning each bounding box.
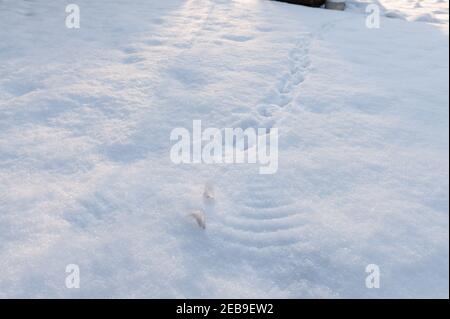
[190,210,206,230]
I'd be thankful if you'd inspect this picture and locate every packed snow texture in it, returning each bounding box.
[0,0,448,298]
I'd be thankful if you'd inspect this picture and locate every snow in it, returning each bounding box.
[347,0,449,27]
[0,0,448,298]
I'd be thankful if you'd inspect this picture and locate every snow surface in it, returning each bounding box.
[347,0,449,26]
[0,0,448,298]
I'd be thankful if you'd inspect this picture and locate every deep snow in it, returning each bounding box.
[0,0,448,298]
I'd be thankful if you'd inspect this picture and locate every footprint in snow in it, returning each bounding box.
[122,55,145,64]
[121,46,139,54]
[257,104,279,118]
[144,38,166,46]
[221,34,254,42]
[255,26,273,33]
[203,183,215,201]
[151,17,165,25]
[231,106,252,114]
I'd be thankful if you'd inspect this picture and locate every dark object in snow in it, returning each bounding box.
[325,0,346,10]
[274,0,326,7]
